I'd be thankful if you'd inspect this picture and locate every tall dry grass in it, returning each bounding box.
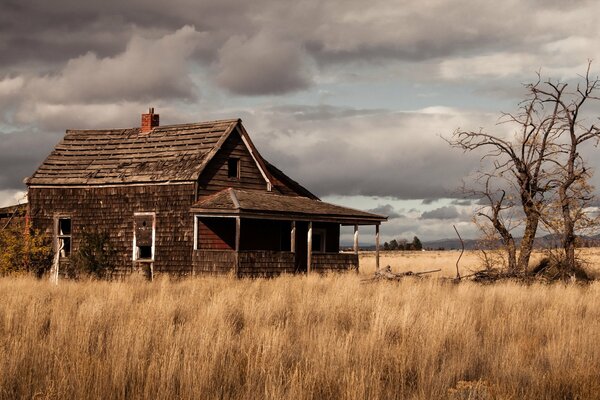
[1,273,600,399]
[359,248,600,278]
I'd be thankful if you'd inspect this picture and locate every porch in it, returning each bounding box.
[192,250,359,277]
[190,188,387,277]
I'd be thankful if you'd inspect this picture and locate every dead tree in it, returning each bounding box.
[448,75,560,273]
[533,62,600,270]
[450,62,600,273]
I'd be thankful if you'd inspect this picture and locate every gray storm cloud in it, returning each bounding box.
[1,0,595,83]
[245,105,485,199]
[2,0,600,230]
[420,206,460,220]
[216,32,312,95]
[367,204,403,219]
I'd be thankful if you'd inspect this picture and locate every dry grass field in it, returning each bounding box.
[359,248,600,278]
[2,250,600,400]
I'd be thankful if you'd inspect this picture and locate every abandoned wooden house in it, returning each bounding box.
[25,109,387,277]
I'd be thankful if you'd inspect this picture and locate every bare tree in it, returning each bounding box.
[470,174,518,272]
[533,63,600,270]
[449,75,561,273]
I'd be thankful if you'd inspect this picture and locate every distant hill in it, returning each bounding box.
[343,234,600,251]
[423,234,600,251]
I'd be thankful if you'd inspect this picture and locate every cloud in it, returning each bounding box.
[0,190,27,208]
[451,199,473,206]
[420,205,460,220]
[15,102,150,131]
[0,128,63,190]
[216,31,312,95]
[367,204,403,219]
[421,198,439,205]
[24,26,202,104]
[0,0,597,107]
[245,104,488,199]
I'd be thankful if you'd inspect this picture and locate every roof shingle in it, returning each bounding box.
[27,119,239,185]
[191,188,386,224]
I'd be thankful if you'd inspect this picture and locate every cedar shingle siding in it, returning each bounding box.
[26,114,386,277]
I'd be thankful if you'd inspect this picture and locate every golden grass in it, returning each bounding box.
[359,248,600,278]
[2,272,600,399]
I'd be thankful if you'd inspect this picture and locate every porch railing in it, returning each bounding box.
[238,251,296,277]
[312,252,359,272]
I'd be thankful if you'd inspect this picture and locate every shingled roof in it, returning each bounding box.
[27,119,241,185]
[191,188,386,224]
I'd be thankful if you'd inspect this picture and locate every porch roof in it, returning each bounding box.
[191,188,387,225]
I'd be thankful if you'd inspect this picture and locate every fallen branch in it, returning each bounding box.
[453,225,463,281]
[362,265,442,282]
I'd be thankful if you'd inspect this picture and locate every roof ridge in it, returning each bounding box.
[234,188,307,198]
[65,118,241,134]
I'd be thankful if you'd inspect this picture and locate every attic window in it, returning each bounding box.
[56,217,72,258]
[228,158,240,179]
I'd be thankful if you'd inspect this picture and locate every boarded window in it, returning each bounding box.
[57,217,72,258]
[228,158,240,179]
[134,213,155,261]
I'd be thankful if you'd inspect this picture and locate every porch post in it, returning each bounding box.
[307,221,312,274]
[353,224,359,254]
[234,217,241,277]
[291,221,296,253]
[375,224,380,271]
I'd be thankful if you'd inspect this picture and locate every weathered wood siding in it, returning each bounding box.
[197,129,267,197]
[239,251,296,277]
[312,253,358,272]
[197,218,235,249]
[28,184,195,276]
[192,250,235,275]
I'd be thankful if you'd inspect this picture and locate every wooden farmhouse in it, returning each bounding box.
[25,109,387,278]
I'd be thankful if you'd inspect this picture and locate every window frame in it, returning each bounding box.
[227,157,240,179]
[54,215,72,259]
[133,212,156,262]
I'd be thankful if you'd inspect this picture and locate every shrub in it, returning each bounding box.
[71,231,117,278]
[0,226,52,276]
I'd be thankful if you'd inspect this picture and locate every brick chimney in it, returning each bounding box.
[141,107,159,132]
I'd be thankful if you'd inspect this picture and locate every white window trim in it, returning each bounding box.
[54,215,72,258]
[133,212,156,262]
[193,215,199,251]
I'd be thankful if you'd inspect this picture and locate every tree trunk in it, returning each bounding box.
[560,188,577,270]
[506,239,517,272]
[517,213,539,273]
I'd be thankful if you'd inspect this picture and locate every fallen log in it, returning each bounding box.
[362,265,442,282]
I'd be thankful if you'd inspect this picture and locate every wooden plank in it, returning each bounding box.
[235,217,240,277]
[375,224,380,270]
[353,224,359,254]
[291,221,296,253]
[307,221,312,274]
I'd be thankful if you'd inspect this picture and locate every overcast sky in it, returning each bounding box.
[2,0,600,242]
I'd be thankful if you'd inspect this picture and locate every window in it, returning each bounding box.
[228,158,240,179]
[312,228,326,253]
[56,217,71,258]
[134,213,155,261]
